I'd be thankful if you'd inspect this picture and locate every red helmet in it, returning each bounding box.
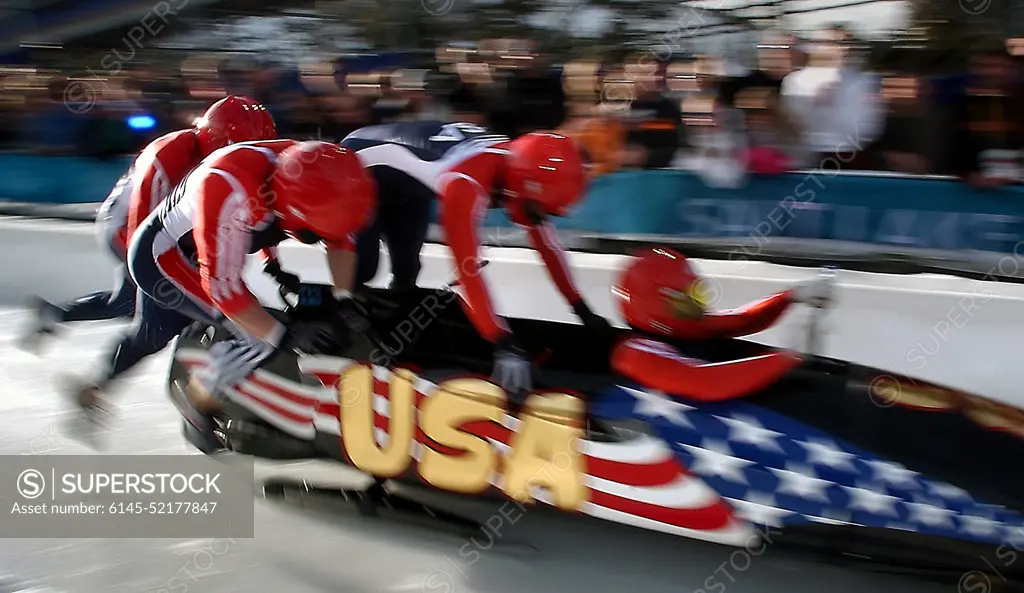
[268,141,376,245]
[194,96,274,155]
[612,247,714,336]
[504,132,587,217]
[250,101,277,140]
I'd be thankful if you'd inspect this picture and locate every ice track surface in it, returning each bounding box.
[0,308,954,593]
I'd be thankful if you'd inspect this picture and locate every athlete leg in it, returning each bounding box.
[57,206,134,324]
[380,181,432,291]
[21,186,138,352]
[84,289,196,394]
[354,166,391,287]
[60,287,196,452]
[354,218,382,287]
[61,263,137,322]
[18,297,66,353]
[73,224,221,410]
[105,265,140,318]
[19,264,137,353]
[136,248,235,409]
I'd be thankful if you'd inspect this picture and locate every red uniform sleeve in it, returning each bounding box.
[193,171,260,317]
[126,131,200,242]
[526,221,583,306]
[611,337,801,401]
[668,290,797,340]
[126,156,168,243]
[438,171,509,343]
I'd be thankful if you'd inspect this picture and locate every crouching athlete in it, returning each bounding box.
[129,139,376,451]
[20,95,275,354]
[341,122,611,393]
[610,247,833,401]
[437,131,613,394]
[32,96,277,416]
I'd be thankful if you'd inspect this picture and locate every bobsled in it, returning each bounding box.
[168,278,1024,584]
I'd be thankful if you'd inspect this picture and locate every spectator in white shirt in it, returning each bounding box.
[780,26,883,163]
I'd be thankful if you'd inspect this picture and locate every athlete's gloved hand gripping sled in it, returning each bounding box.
[438,132,612,396]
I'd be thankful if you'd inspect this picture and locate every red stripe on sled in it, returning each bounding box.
[248,376,317,407]
[585,456,683,488]
[317,402,341,418]
[588,489,732,531]
[309,372,341,388]
[461,419,510,446]
[235,384,312,424]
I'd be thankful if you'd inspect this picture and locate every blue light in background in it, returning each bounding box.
[127,115,156,130]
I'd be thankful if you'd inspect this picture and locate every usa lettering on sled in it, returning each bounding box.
[290,358,754,546]
[316,363,588,510]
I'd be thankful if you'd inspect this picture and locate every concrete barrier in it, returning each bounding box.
[4,217,1023,407]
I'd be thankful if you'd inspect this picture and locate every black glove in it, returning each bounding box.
[263,259,301,295]
[180,319,211,340]
[571,300,616,343]
[299,295,372,354]
[280,320,342,355]
[492,333,532,395]
[333,295,371,335]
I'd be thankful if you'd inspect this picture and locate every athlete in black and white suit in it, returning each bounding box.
[341,120,510,289]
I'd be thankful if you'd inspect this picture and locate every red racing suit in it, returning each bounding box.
[438,143,586,344]
[123,129,204,252]
[97,130,201,260]
[147,139,355,319]
[611,291,803,401]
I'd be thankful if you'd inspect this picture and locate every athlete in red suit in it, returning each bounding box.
[125,97,277,243]
[438,131,613,393]
[49,96,277,426]
[21,96,275,354]
[609,247,833,401]
[127,139,376,451]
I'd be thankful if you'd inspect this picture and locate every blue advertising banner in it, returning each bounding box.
[1,153,133,204]
[663,172,1024,254]
[3,154,1024,255]
[460,170,1024,255]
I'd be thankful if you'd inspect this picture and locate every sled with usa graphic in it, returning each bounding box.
[169,278,1024,586]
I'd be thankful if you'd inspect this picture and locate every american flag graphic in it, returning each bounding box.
[177,349,752,545]
[589,382,1024,549]
[174,348,1024,550]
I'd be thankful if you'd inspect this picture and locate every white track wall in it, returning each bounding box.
[4,218,1023,407]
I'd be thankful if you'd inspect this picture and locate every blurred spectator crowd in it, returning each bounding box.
[2,30,1024,190]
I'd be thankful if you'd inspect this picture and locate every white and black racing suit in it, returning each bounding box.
[341,120,509,289]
